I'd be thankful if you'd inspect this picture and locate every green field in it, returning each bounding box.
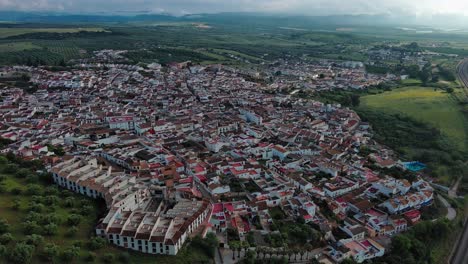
[0,42,40,52]
[360,86,467,151]
[0,28,106,38]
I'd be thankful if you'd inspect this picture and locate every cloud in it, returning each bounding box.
[0,0,468,16]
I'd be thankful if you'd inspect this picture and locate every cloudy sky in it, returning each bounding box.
[1,0,468,16]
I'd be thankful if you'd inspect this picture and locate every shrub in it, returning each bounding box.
[61,246,80,261]
[10,187,22,195]
[119,252,131,263]
[43,223,58,236]
[0,219,9,234]
[66,214,81,226]
[84,252,96,262]
[0,245,6,257]
[88,236,107,250]
[8,242,35,264]
[24,234,44,246]
[15,168,31,178]
[102,253,115,263]
[42,243,59,261]
[0,233,13,245]
[25,184,43,196]
[66,226,78,237]
[3,163,19,173]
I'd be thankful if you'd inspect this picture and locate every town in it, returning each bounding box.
[0,55,438,263]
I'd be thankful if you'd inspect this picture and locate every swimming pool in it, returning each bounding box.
[403,161,426,172]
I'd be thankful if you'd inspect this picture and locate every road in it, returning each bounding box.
[457,59,468,88]
[449,177,461,198]
[449,59,468,264]
[437,194,456,221]
[451,218,468,264]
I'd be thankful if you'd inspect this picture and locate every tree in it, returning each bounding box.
[43,223,59,236]
[287,249,293,261]
[293,248,300,261]
[44,186,60,196]
[229,241,240,260]
[240,240,249,258]
[80,205,94,215]
[257,246,264,260]
[0,233,13,245]
[88,236,107,250]
[15,168,31,179]
[403,65,418,78]
[3,163,19,174]
[84,252,96,262]
[24,234,44,246]
[66,226,78,237]
[0,245,6,257]
[446,87,454,93]
[10,187,22,195]
[44,195,59,206]
[8,242,35,264]
[392,235,412,254]
[28,202,45,213]
[67,214,82,226]
[102,253,115,263]
[350,94,360,107]
[42,243,59,261]
[419,65,432,85]
[304,243,314,260]
[0,219,9,234]
[22,221,41,235]
[25,184,42,196]
[61,246,80,261]
[64,197,76,208]
[244,249,255,264]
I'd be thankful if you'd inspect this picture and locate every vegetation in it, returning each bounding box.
[0,154,215,263]
[375,219,456,264]
[359,86,466,151]
[0,27,106,38]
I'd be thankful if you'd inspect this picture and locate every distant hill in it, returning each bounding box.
[0,11,467,29]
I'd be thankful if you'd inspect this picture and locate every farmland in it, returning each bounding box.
[0,42,40,52]
[357,85,468,186]
[0,27,106,38]
[360,86,467,151]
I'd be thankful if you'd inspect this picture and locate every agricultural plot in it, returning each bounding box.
[360,86,467,151]
[0,42,40,52]
[0,28,106,38]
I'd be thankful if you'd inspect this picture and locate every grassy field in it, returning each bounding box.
[360,86,467,152]
[0,160,213,264]
[0,28,106,38]
[0,42,40,52]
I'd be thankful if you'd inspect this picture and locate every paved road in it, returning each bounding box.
[437,194,456,221]
[457,59,468,88]
[449,177,461,198]
[450,59,468,264]
[451,219,468,264]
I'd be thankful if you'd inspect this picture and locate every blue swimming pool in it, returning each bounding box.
[403,161,426,172]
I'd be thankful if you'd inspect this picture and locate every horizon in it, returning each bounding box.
[1,0,468,17]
